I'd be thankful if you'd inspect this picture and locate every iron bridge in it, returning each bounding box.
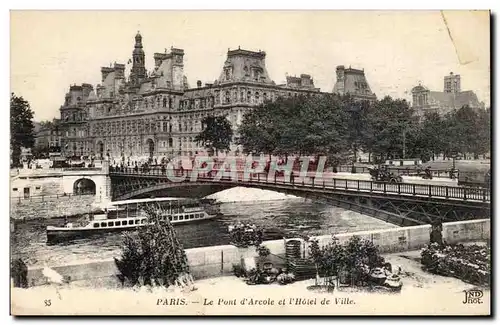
[109,167,490,227]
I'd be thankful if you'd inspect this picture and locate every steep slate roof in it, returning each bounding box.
[217,49,274,84]
[428,90,481,110]
[333,67,376,99]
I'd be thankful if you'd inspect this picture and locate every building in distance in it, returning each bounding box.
[332,65,377,102]
[33,119,63,154]
[411,72,484,117]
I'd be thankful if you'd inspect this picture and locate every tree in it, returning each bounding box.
[346,99,370,164]
[412,112,446,161]
[195,115,233,156]
[439,105,490,159]
[238,94,352,164]
[10,93,35,166]
[472,107,491,158]
[238,102,280,157]
[359,96,417,162]
[114,205,195,289]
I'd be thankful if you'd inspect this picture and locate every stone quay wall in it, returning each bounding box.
[24,219,489,287]
[10,195,101,220]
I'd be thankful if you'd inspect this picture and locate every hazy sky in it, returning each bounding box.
[11,10,490,121]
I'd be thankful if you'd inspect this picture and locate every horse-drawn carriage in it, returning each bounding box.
[368,167,403,183]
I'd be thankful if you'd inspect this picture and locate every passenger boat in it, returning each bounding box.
[46,197,221,243]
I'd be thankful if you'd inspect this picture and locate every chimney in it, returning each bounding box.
[197,80,202,88]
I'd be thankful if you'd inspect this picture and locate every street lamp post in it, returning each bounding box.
[402,129,406,160]
[348,103,362,172]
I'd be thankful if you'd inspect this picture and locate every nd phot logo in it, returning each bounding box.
[462,289,483,304]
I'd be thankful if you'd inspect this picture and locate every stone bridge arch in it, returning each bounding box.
[73,178,97,195]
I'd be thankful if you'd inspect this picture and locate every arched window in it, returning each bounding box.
[225,91,230,104]
[157,97,160,107]
[255,92,260,103]
[247,91,252,103]
[169,124,172,133]
[168,137,173,147]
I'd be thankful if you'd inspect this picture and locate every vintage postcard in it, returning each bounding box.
[10,10,491,316]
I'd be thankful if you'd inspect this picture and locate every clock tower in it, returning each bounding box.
[130,31,146,86]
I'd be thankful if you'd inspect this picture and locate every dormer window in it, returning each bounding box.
[225,68,231,80]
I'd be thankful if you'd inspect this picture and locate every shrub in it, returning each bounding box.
[256,245,271,257]
[229,224,263,247]
[11,258,28,288]
[232,264,246,278]
[421,243,490,286]
[308,235,385,287]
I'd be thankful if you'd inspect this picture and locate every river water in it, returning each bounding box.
[11,188,396,268]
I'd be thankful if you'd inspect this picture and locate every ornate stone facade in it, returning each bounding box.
[332,65,377,102]
[59,33,324,160]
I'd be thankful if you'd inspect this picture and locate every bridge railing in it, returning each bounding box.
[108,165,457,178]
[335,165,457,178]
[62,167,103,172]
[109,168,489,203]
